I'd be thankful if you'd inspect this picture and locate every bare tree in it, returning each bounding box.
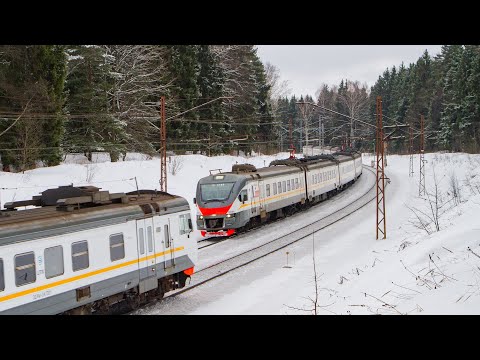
[168,156,184,176]
[85,163,98,183]
[16,116,42,172]
[284,232,336,315]
[336,80,369,148]
[103,45,172,157]
[449,171,462,206]
[264,62,291,116]
[406,167,456,234]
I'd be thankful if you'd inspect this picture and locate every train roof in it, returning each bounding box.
[198,163,304,184]
[0,186,189,245]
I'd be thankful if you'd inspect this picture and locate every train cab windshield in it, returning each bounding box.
[200,183,235,202]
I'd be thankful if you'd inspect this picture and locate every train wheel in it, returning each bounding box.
[125,291,142,311]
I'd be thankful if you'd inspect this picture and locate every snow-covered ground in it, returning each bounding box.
[1,151,480,314]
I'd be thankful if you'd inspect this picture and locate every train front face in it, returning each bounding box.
[195,173,248,237]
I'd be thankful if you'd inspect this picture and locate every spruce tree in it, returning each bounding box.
[64,45,125,162]
[0,45,67,170]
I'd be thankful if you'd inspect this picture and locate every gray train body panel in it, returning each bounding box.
[0,255,194,315]
[0,189,194,315]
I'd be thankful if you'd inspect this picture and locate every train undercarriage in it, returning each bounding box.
[62,271,190,315]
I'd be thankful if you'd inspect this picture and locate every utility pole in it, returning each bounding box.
[159,96,167,192]
[299,117,303,153]
[419,115,426,196]
[318,113,322,148]
[376,96,386,240]
[321,119,325,149]
[289,117,295,158]
[409,125,414,177]
[149,96,229,192]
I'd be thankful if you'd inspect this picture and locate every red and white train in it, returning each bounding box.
[194,151,363,237]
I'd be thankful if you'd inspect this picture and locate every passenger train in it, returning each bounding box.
[195,151,363,237]
[0,186,196,315]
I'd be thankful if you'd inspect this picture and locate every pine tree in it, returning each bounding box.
[251,47,274,154]
[166,45,199,153]
[195,45,228,155]
[0,45,67,170]
[64,45,126,161]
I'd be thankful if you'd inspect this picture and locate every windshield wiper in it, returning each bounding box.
[203,198,225,203]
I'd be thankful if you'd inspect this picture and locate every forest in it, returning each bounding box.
[0,45,478,171]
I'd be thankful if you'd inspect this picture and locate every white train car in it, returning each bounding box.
[0,186,196,315]
[303,157,339,203]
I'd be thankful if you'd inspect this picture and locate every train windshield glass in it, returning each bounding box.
[200,183,235,202]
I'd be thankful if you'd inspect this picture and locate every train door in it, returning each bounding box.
[153,215,175,271]
[136,218,157,293]
[258,180,266,216]
[250,182,258,216]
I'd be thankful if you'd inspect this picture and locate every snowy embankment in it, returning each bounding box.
[290,153,480,315]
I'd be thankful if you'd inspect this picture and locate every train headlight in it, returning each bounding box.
[226,214,233,218]
[198,215,204,220]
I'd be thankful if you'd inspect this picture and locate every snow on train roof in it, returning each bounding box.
[0,188,190,245]
[199,152,361,182]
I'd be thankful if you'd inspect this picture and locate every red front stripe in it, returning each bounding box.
[198,203,233,216]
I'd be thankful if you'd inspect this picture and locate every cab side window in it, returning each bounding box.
[239,189,248,202]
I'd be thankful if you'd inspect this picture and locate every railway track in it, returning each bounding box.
[132,165,379,314]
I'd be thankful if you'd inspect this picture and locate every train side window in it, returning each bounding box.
[291,178,294,188]
[72,241,89,271]
[138,228,145,255]
[179,214,191,235]
[266,184,271,197]
[15,252,36,287]
[278,182,282,193]
[110,234,125,262]
[273,182,277,195]
[0,259,4,292]
[287,180,291,191]
[282,181,286,192]
[164,225,170,248]
[45,246,64,279]
[295,178,299,189]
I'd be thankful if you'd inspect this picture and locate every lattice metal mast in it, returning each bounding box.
[419,115,426,196]
[160,96,167,192]
[376,96,386,240]
[409,125,414,177]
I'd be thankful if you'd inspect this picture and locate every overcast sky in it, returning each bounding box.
[256,45,443,99]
